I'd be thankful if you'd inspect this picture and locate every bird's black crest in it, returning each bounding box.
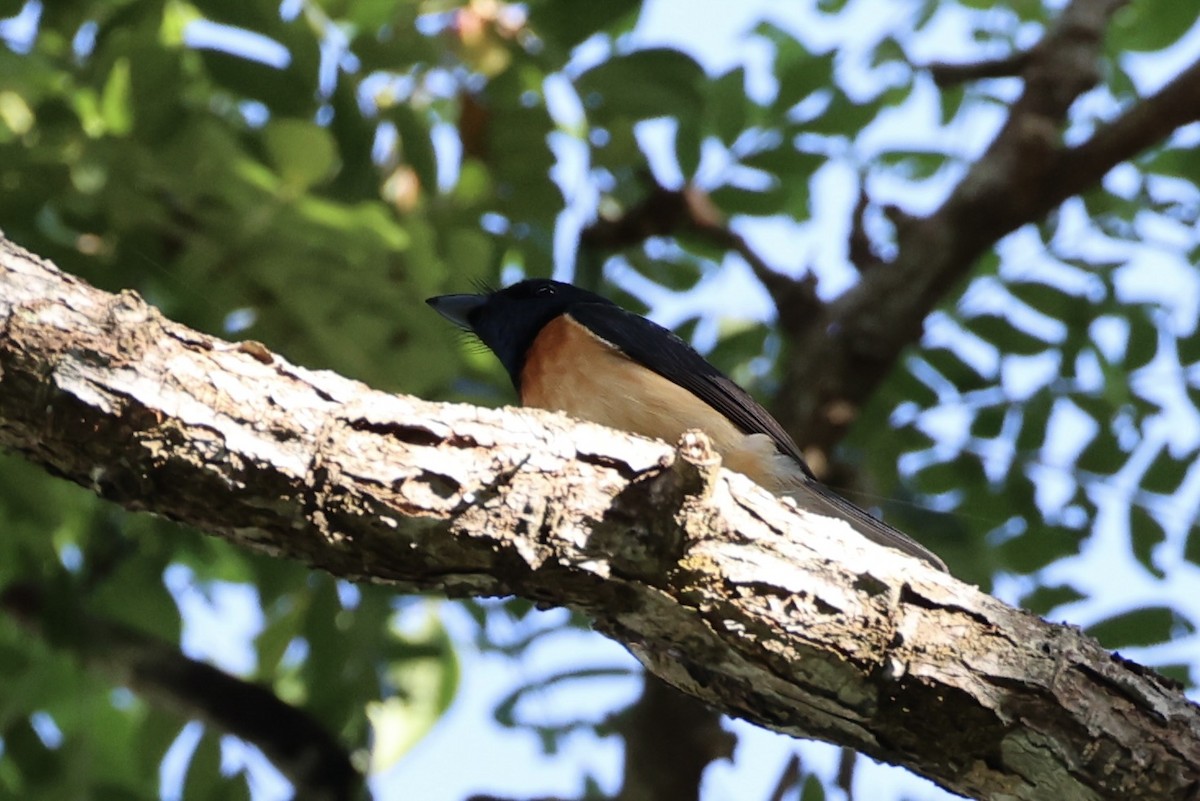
[426,279,616,385]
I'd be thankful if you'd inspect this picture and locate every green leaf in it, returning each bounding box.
[1186,526,1200,567]
[183,729,223,801]
[953,482,1017,546]
[0,89,33,138]
[125,42,188,143]
[1081,187,1140,224]
[754,23,834,111]
[5,718,64,784]
[1177,330,1200,365]
[88,558,181,643]
[1007,280,1086,325]
[890,360,940,408]
[445,227,495,279]
[1187,386,1200,419]
[134,710,186,780]
[938,84,965,125]
[1124,309,1158,369]
[1151,663,1192,686]
[1129,504,1166,578]
[198,47,318,117]
[970,404,1006,439]
[675,115,703,179]
[255,605,303,677]
[923,345,991,392]
[776,49,836,111]
[101,57,133,136]
[368,608,459,772]
[1070,393,1115,428]
[801,773,827,801]
[967,312,1048,355]
[389,105,438,194]
[707,67,748,144]
[709,183,788,216]
[998,524,1085,573]
[709,323,770,381]
[1014,395,1051,452]
[890,424,938,457]
[627,251,704,293]
[263,118,339,190]
[1075,430,1124,475]
[1112,0,1198,51]
[576,49,705,122]
[870,36,907,68]
[336,0,416,30]
[912,454,983,495]
[529,0,640,47]
[802,89,877,135]
[740,145,825,182]
[1019,584,1087,615]
[486,71,561,219]
[1143,146,1200,181]
[877,80,916,109]
[1096,348,1134,409]
[1085,607,1194,650]
[1141,448,1190,495]
[588,117,643,173]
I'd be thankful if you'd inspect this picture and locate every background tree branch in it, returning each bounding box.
[613,674,736,801]
[3,236,1200,801]
[776,0,1196,454]
[0,582,361,801]
[575,0,1200,472]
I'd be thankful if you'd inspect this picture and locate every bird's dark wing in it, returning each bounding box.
[792,480,946,569]
[567,302,813,477]
[568,302,947,571]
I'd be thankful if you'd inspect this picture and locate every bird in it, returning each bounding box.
[427,278,946,571]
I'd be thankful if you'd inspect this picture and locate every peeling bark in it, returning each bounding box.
[1,236,1198,800]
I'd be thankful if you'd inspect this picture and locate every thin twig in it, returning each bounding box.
[924,50,1034,87]
[579,180,823,331]
[847,181,884,274]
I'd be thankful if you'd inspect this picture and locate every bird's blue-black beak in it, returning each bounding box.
[426,293,487,329]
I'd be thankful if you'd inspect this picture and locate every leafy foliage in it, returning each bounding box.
[1,0,1198,799]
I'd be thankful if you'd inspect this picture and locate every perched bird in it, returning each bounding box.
[427,279,946,571]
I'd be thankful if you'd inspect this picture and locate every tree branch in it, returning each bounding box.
[773,0,1198,454]
[1051,53,1200,200]
[580,181,822,337]
[2,239,1199,800]
[923,50,1033,87]
[614,675,735,801]
[0,583,361,801]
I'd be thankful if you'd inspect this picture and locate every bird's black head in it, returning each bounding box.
[426,279,614,387]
